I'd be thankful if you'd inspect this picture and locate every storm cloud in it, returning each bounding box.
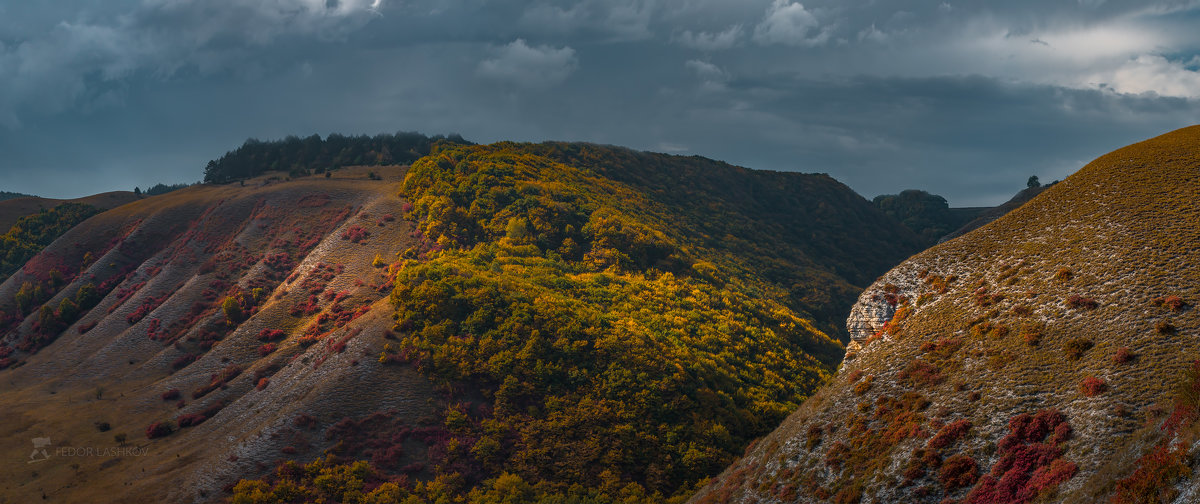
[2,0,1199,204]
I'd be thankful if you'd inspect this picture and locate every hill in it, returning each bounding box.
[937,185,1048,244]
[0,143,922,503]
[872,190,985,246]
[692,126,1200,503]
[202,132,470,183]
[0,191,138,231]
[0,191,35,202]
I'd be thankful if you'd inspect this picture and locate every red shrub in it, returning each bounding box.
[825,442,850,468]
[928,419,972,450]
[1066,295,1098,310]
[965,410,1076,503]
[126,294,167,324]
[921,337,965,360]
[900,360,945,387]
[78,321,98,334]
[1113,347,1134,364]
[1026,459,1078,495]
[940,454,980,490]
[290,295,322,316]
[256,378,270,390]
[1163,295,1188,312]
[258,329,286,341]
[257,343,278,356]
[340,225,370,243]
[171,353,198,370]
[263,252,294,271]
[176,413,206,428]
[161,389,181,401]
[1080,376,1108,397]
[1111,444,1189,503]
[145,421,175,439]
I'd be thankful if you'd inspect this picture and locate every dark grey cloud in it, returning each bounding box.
[1,0,1199,205]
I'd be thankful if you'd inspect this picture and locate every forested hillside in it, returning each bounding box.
[229,142,924,503]
[0,203,99,283]
[0,139,923,504]
[202,132,470,183]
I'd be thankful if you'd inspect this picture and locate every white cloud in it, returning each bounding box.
[1095,54,1200,97]
[752,0,828,47]
[477,39,579,88]
[519,1,654,42]
[685,59,724,79]
[857,23,887,44]
[0,0,382,127]
[950,22,1200,97]
[685,59,728,92]
[674,24,742,51]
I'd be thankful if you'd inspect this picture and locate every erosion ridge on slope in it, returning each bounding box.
[0,141,923,503]
[693,125,1200,503]
[0,166,431,503]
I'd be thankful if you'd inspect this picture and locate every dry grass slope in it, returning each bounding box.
[0,167,436,503]
[693,125,1200,503]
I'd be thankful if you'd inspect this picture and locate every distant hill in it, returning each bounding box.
[0,141,923,503]
[0,191,138,231]
[0,202,102,284]
[0,191,34,202]
[202,132,470,183]
[872,189,983,246]
[938,185,1048,243]
[694,126,1200,503]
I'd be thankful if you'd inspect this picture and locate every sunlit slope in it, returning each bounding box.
[694,126,1200,503]
[0,141,923,504]
[0,166,431,503]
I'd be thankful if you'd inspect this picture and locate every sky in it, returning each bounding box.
[1,1,1199,206]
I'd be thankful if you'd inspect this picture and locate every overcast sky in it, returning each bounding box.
[2,0,1199,205]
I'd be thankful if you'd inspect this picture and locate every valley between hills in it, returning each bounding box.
[1,127,1198,504]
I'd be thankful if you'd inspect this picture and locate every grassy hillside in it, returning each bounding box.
[0,166,424,502]
[938,186,1048,244]
[227,142,924,503]
[694,126,1200,503]
[0,141,922,503]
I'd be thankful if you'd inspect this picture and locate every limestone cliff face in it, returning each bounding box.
[842,261,936,363]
